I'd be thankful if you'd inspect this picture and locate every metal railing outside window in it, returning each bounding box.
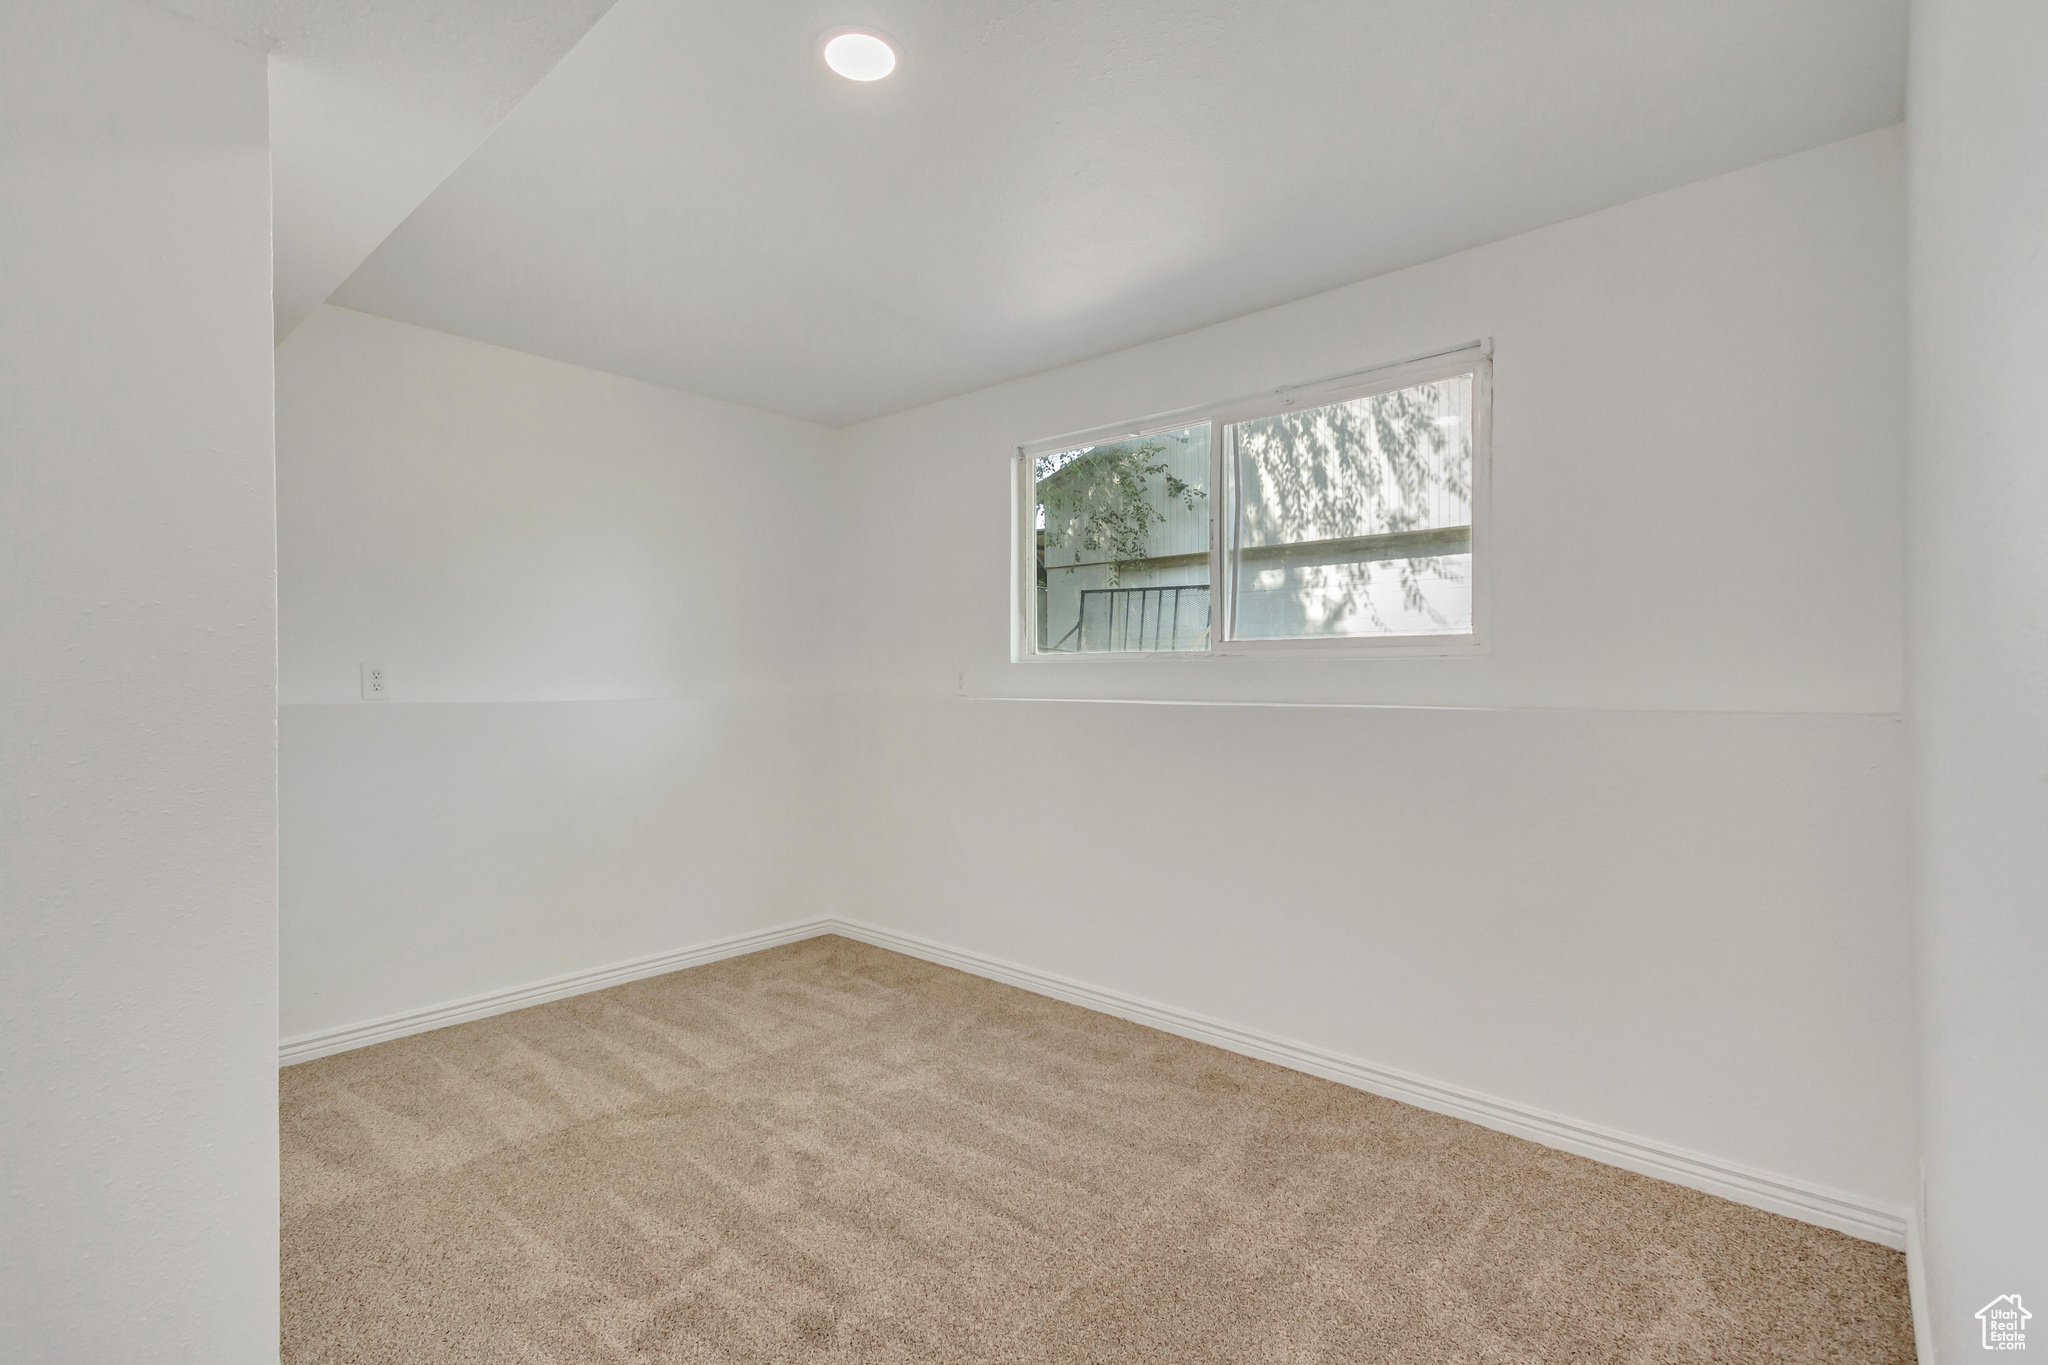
[1059,584,1210,652]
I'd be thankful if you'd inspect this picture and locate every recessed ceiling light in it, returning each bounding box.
[823,31,896,82]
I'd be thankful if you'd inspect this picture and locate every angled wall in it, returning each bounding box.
[0,2,278,1358]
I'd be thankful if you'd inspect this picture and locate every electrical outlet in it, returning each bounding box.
[360,664,389,700]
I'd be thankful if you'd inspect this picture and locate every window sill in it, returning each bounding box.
[1014,634,1488,663]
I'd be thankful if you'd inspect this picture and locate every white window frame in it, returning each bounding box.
[1012,341,1492,662]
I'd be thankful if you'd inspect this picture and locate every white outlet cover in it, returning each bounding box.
[360,664,389,700]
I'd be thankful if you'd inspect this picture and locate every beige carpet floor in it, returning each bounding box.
[281,935,1914,1363]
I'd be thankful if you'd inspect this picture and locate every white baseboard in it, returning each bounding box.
[825,918,1910,1251]
[277,918,833,1066]
[1907,1190,1935,1363]
[279,914,1909,1253]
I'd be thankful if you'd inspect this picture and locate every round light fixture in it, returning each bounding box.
[823,31,896,82]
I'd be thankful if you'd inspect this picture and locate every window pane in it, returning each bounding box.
[1229,373,1472,640]
[1035,424,1210,652]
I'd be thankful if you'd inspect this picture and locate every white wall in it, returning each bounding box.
[0,3,278,1360]
[1908,0,2048,1354]
[829,129,1915,1217]
[276,306,834,1039]
[840,132,1906,715]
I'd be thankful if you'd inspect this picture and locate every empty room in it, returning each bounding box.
[4,1,2043,1361]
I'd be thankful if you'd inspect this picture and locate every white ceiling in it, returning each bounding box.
[320,1,1897,426]
[151,0,616,340]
